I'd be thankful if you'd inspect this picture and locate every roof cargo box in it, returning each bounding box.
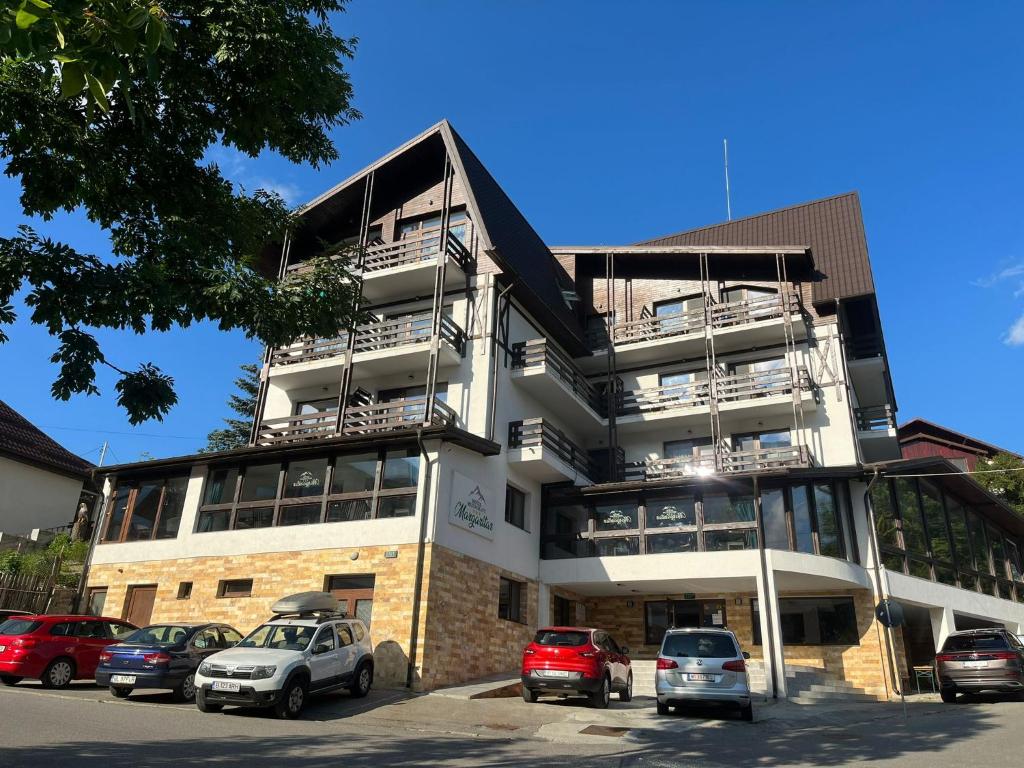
[271,592,339,616]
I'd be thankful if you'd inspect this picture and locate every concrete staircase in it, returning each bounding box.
[630,659,878,703]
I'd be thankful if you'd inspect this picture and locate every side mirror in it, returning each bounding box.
[621,647,630,655]
[742,651,750,659]
[313,643,332,655]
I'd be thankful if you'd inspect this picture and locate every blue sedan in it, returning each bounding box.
[96,623,243,702]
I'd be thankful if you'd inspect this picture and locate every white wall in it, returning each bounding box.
[0,456,84,535]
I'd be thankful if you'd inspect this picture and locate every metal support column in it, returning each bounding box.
[423,157,455,425]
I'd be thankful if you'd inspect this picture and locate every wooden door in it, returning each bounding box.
[124,586,157,628]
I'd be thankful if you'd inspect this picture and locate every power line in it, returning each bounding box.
[882,466,1024,479]
[36,424,202,440]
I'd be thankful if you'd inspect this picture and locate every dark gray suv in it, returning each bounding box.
[936,628,1024,702]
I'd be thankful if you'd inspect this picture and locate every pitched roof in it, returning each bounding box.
[898,418,1021,460]
[0,400,92,479]
[637,192,874,306]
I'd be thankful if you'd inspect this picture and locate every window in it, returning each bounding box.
[313,626,336,653]
[177,582,193,600]
[752,597,859,646]
[283,458,328,498]
[761,488,790,550]
[663,438,714,472]
[505,485,527,530]
[101,475,190,543]
[646,532,697,553]
[279,503,322,526]
[217,579,253,598]
[107,622,136,640]
[701,492,755,525]
[704,528,758,551]
[86,587,107,616]
[234,506,273,530]
[221,627,243,646]
[662,632,738,658]
[791,485,815,553]
[498,577,524,623]
[337,625,354,647]
[381,449,420,489]
[332,452,377,494]
[203,468,238,506]
[594,502,639,531]
[239,463,280,502]
[733,429,791,453]
[193,628,221,650]
[326,575,375,627]
[553,595,573,626]
[814,483,842,557]
[646,496,696,528]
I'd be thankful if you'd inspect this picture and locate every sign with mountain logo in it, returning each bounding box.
[449,471,495,540]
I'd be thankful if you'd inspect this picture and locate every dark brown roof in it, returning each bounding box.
[898,418,1021,459]
[637,192,874,306]
[0,400,92,479]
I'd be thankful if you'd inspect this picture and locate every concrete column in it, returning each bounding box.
[537,583,550,627]
[929,605,956,652]
[756,552,787,697]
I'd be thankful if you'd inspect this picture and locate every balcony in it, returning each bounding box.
[855,404,901,462]
[511,339,605,428]
[360,228,474,303]
[624,445,812,482]
[267,335,350,387]
[507,418,597,485]
[614,379,710,432]
[350,312,465,378]
[254,396,455,446]
[716,365,816,423]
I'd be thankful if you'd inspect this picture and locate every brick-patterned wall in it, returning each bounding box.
[87,544,425,687]
[417,544,537,690]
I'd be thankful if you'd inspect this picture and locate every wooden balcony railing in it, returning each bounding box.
[508,418,598,481]
[269,335,349,367]
[709,290,800,329]
[623,454,717,482]
[856,404,896,432]
[845,334,885,360]
[352,312,465,356]
[618,379,710,416]
[341,396,456,436]
[604,305,706,348]
[714,366,811,403]
[719,445,810,474]
[623,445,811,481]
[362,225,474,274]
[255,396,456,445]
[511,339,604,414]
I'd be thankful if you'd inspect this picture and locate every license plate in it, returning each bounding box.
[543,670,570,678]
[687,673,716,682]
[963,661,987,669]
[212,680,241,692]
[110,674,136,685]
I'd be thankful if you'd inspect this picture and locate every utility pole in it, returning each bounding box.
[723,138,733,221]
[97,441,108,467]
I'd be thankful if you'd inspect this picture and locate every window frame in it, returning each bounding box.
[217,579,253,598]
[100,475,190,543]
[752,595,860,646]
[504,484,528,531]
[498,576,525,624]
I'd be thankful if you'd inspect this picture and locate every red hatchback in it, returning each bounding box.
[521,626,632,708]
[0,614,137,689]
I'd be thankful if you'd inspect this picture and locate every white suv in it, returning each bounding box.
[194,594,374,719]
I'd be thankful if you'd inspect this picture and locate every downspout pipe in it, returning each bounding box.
[487,279,517,443]
[864,466,903,695]
[406,428,434,689]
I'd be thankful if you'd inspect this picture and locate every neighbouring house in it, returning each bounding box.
[83,121,1024,701]
[0,400,94,540]
[898,417,1021,471]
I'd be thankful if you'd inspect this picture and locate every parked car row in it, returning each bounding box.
[0,592,375,719]
[520,624,755,721]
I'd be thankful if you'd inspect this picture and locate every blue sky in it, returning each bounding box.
[2,1,1023,463]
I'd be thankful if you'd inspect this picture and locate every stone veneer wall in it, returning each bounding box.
[86,543,426,687]
[576,588,899,700]
[417,544,537,690]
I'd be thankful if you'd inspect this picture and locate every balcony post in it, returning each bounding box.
[424,156,455,425]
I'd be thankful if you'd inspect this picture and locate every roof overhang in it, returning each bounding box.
[94,426,500,480]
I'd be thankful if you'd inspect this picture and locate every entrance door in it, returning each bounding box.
[124,586,157,628]
[327,575,375,628]
[646,599,729,645]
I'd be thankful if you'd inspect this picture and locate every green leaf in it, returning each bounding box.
[15,8,42,29]
[85,73,110,112]
[53,15,64,47]
[54,53,77,63]
[0,24,11,44]
[144,17,161,53]
[126,7,150,29]
[59,61,85,97]
[27,0,51,8]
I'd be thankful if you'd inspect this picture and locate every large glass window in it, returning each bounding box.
[704,528,758,551]
[332,452,377,494]
[761,488,790,550]
[203,468,238,506]
[920,481,953,563]
[239,463,280,503]
[894,478,926,554]
[753,597,859,646]
[646,532,697,554]
[283,458,328,499]
[594,503,639,532]
[870,481,900,549]
[646,496,696,528]
[814,483,842,558]
[382,449,420,489]
[791,484,815,553]
[102,476,191,543]
[702,492,755,525]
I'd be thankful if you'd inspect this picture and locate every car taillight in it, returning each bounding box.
[13,637,38,649]
[656,658,678,670]
[988,652,1018,660]
[143,652,171,665]
[722,659,746,673]
[99,651,113,663]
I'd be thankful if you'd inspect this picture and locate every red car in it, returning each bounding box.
[521,626,632,708]
[0,614,137,689]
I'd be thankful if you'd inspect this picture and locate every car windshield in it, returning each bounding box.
[0,619,41,635]
[662,632,738,658]
[122,625,191,646]
[942,634,1009,652]
[237,624,316,651]
[534,630,590,647]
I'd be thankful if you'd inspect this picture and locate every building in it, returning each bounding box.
[899,417,1021,471]
[84,121,1024,699]
[0,400,93,540]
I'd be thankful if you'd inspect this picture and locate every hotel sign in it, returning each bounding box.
[449,471,495,540]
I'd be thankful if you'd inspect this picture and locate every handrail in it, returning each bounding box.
[618,379,710,416]
[714,366,810,402]
[508,418,598,480]
[269,335,349,367]
[710,290,800,329]
[352,312,465,355]
[255,410,340,445]
[342,396,456,435]
[511,339,604,413]
[856,404,895,431]
[624,445,810,481]
[363,225,475,273]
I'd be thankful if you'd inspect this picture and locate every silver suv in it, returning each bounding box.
[655,627,752,721]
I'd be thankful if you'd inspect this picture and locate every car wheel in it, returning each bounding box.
[656,700,670,715]
[349,664,372,699]
[0,675,22,686]
[41,658,75,689]
[940,689,957,704]
[109,686,132,698]
[274,678,307,719]
[619,672,633,702]
[740,703,754,722]
[522,686,538,703]
[173,673,197,703]
[195,688,223,713]
[590,675,611,709]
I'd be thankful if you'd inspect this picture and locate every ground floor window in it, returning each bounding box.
[217,579,253,598]
[86,587,107,616]
[553,595,573,626]
[752,596,859,645]
[326,574,375,627]
[499,577,525,623]
[644,599,727,646]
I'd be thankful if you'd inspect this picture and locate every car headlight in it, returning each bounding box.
[198,662,212,676]
[251,665,277,680]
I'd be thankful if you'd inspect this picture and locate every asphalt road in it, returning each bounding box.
[1,680,1023,767]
